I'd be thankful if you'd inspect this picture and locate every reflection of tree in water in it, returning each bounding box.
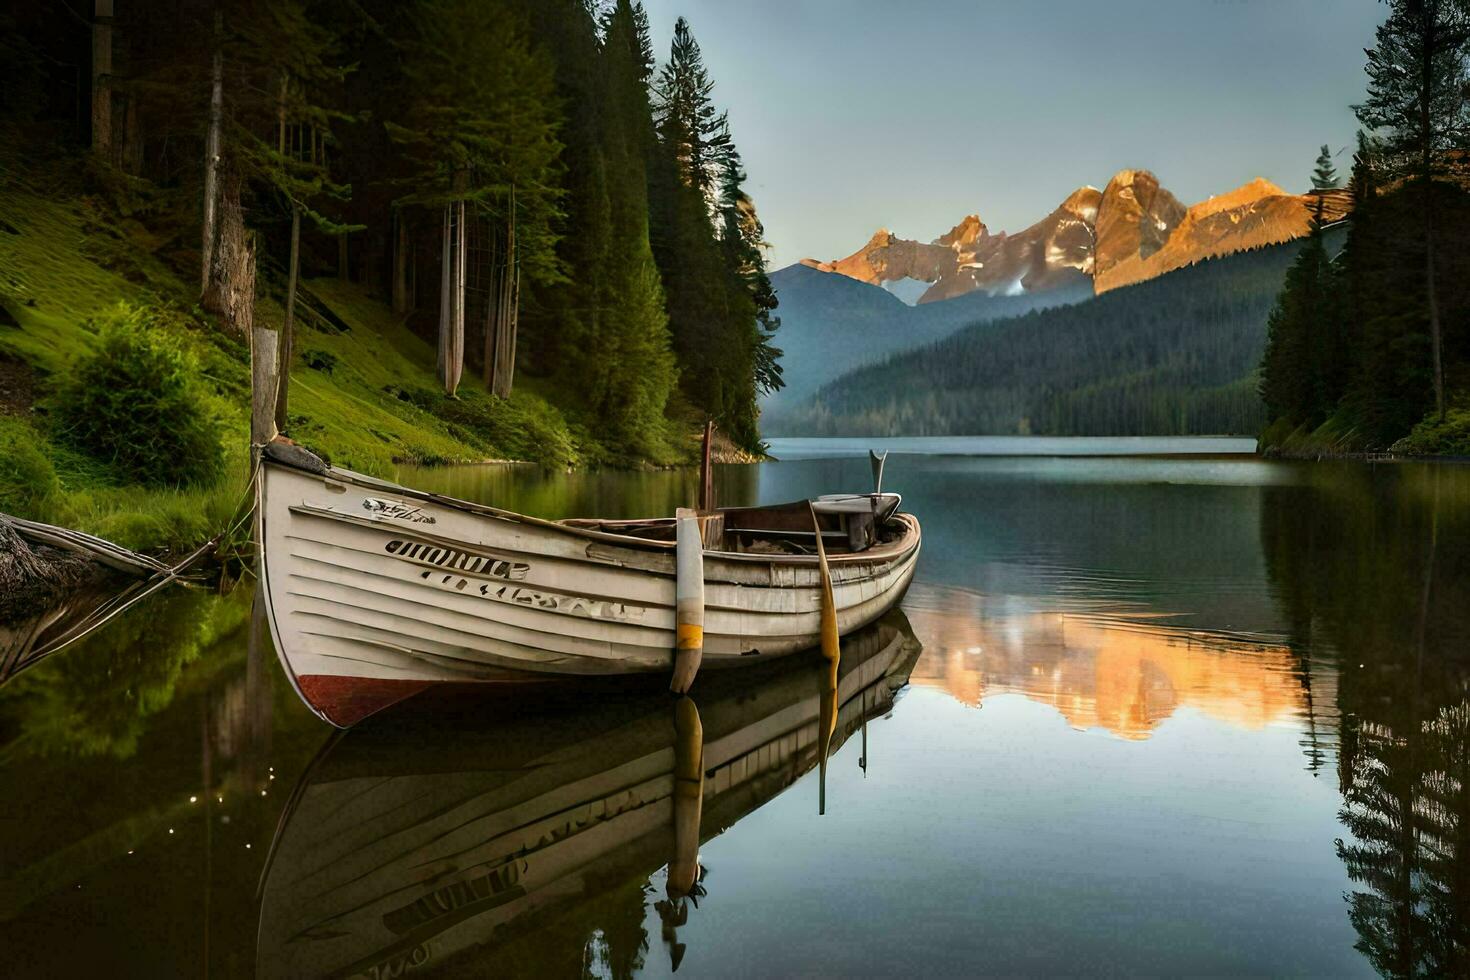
[586,878,654,979]
[1261,464,1470,976]
[445,870,653,979]
[0,587,250,758]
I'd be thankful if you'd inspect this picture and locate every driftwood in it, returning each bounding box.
[0,519,116,624]
[0,515,221,682]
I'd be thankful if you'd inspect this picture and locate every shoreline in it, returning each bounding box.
[1259,447,1470,465]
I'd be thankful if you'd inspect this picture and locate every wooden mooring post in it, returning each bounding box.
[671,508,704,694]
[251,324,280,447]
[698,419,714,512]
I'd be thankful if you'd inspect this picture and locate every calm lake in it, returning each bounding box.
[3,439,1467,977]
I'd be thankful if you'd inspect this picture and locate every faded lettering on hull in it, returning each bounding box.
[419,569,645,622]
[385,539,530,580]
[363,498,437,524]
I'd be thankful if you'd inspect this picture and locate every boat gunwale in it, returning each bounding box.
[263,457,922,568]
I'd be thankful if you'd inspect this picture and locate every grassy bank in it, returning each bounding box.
[0,157,694,552]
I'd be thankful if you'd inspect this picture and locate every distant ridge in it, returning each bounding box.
[764,263,1091,414]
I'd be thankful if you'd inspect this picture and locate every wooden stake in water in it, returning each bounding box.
[698,419,714,512]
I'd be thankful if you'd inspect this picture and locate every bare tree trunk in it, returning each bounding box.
[392,212,409,315]
[1426,186,1444,422]
[91,0,113,159]
[202,172,254,339]
[503,251,519,399]
[276,73,287,155]
[275,203,300,433]
[201,9,224,295]
[122,94,141,174]
[338,233,349,282]
[450,200,465,393]
[437,202,465,396]
[490,187,518,399]
[437,205,450,385]
[488,215,505,384]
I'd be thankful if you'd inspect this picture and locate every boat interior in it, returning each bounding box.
[559,493,906,556]
[262,439,910,558]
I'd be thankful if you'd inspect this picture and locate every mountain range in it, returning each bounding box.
[772,232,1346,438]
[797,168,1352,301]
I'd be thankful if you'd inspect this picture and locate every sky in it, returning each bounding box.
[638,0,1387,271]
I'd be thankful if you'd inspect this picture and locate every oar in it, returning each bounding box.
[810,502,840,815]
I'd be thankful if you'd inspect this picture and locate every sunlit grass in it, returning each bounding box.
[0,170,689,551]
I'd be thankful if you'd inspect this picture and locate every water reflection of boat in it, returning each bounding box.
[256,610,921,979]
[256,439,921,726]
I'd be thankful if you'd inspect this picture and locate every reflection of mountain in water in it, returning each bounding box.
[905,590,1325,741]
[257,612,921,978]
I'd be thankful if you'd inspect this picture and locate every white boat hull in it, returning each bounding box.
[258,452,921,725]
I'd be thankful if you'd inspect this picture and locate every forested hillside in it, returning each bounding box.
[763,264,1090,416]
[780,237,1338,437]
[1,0,780,471]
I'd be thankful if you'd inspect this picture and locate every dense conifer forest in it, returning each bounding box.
[780,239,1329,438]
[1258,0,1470,456]
[0,0,780,479]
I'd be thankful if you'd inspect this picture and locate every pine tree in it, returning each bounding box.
[716,139,782,446]
[597,0,677,451]
[1353,0,1470,422]
[1313,144,1339,190]
[229,0,355,429]
[650,16,773,448]
[387,0,564,396]
[1310,143,1339,229]
[1259,232,1339,428]
[654,18,730,201]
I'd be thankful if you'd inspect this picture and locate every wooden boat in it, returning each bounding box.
[256,610,921,979]
[256,439,922,726]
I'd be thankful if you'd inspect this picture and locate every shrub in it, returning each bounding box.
[0,417,60,518]
[56,303,226,487]
[1393,408,1470,457]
